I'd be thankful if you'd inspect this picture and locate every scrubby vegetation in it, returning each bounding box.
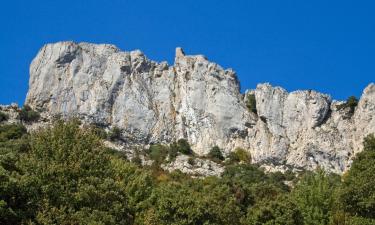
[336,96,359,116]
[0,120,374,224]
[208,145,224,161]
[228,147,251,164]
[246,93,257,114]
[18,104,40,122]
[108,126,121,141]
[173,138,192,155]
[0,111,9,122]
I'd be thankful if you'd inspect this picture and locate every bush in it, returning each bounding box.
[108,126,121,141]
[131,151,142,166]
[148,144,168,165]
[231,147,251,163]
[246,93,257,114]
[0,112,9,122]
[89,125,107,139]
[291,169,341,225]
[336,96,358,116]
[244,197,303,225]
[168,145,178,161]
[18,105,40,122]
[338,134,375,219]
[0,124,27,141]
[170,139,192,155]
[208,146,224,161]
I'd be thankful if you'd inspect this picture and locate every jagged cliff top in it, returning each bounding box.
[14,41,375,173]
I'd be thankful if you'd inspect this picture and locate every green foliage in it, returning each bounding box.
[338,134,375,220]
[291,169,341,225]
[131,151,143,166]
[90,124,108,139]
[336,96,359,116]
[208,146,224,161]
[0,124,27,141]
[148,144,168,165]
[170,138,192,155]
[108,126,121,141]
[18,104,40,122]
[0,112,9,122]
[168,144,178,161]
[1,119,374,224]
[244,197,303,225]
[229,147,251,163]
[246,93,257,114]
[142,177,242,225]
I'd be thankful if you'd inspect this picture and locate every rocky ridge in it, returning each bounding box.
[6,41,375,174]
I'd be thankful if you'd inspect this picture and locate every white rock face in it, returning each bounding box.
[25,42,375,173]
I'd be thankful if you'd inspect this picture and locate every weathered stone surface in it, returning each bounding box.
[25,41,375,174]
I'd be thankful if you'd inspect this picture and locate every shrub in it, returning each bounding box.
[0,112,9,122]
[246,93,257,114]
[228,147,251,164]
[170,139,192,155]
[148,144,168,165]
[291,169,341,225]
[18,105,40,122]
[338,134,375,219]
[90,125,107,139]
[131,152,142,166]
[208,146,224,161]
[168,145,178,161]
[336,96,358,116]
[0,124,27,141]
[108,126,121,141]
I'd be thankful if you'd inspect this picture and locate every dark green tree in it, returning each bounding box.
[338,134,375,222]
[208,146,224,161]
[0,112,8,122]
[291,169,341,225]
[18,105,40,122]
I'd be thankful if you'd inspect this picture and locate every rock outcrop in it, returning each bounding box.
[25,41,375,173]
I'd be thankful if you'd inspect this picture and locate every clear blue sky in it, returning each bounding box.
[1,0,374,105]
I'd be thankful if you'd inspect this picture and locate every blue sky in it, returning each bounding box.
[0,0,374,105]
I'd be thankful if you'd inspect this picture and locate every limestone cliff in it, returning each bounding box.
[24,41,375,173]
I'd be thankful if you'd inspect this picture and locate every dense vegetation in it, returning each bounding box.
[0,112,8,122]
[0,120,374,224]
[18,105,40,122]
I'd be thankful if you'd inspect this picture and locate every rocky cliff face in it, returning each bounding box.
[25,41,375,173]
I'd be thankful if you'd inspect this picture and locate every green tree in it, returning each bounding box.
[170,139,192,155]
[148,144,168,165]
[108,126,122,141]
[18,105,40,122]
[336,96,358,116]
[18,120,133,224]
[228,147,251,164]
[142,177,242,225]
[291,169,340,225]
[338,134,375,222]
[0,112,8,122]
[208,146,224,161]
[244,197,303,225]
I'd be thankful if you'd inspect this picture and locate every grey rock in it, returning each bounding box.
[25,41,375,174]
